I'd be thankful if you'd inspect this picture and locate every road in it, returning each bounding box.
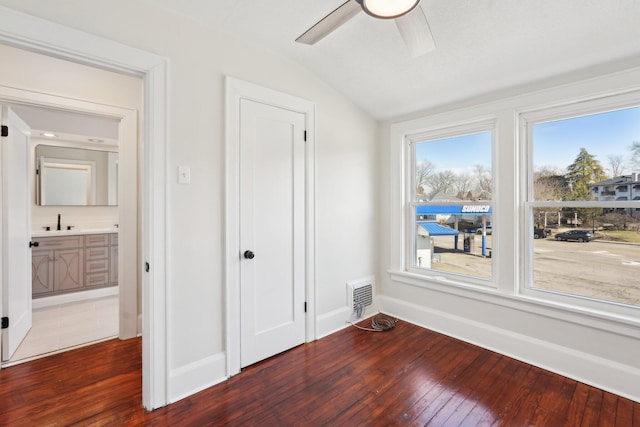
[534,238,640,306]
[430,236,640,306]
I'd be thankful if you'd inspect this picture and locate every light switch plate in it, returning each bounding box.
[178,165,191,184]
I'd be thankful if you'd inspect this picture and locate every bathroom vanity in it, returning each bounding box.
[30,230,118,298]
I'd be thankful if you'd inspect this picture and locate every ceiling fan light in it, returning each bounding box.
[361,0,420,19]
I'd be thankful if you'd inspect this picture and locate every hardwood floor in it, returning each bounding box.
[1,317,637,426]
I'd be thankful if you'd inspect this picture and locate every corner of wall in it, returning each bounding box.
[316,306,352,339]
[316,296,382,339]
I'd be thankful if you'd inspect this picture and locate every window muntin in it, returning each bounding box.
[527,104,640,307]
[408,129,493,281]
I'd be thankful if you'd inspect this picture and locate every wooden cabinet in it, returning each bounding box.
[109,234,118,285]
[53,248,84,292]
[31,235,84,297]
[85,234,110,289]
[32,251,54,296]
[31,233,118,298]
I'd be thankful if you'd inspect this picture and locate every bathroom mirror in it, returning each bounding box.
[36,145,118,206]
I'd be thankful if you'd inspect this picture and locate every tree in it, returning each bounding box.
[534,167,567,201]
[607,154,625,178]
[565,148,606,200]
[415,160,434,195]
[425,170,456,195]
[533,167,566,225]
[473,165,492,200]
[564,148,605,226]
[453,173,473,200]
[631,140,640,168]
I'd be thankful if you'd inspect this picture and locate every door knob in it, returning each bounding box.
[29,241,40,248]
[243,250,255,259]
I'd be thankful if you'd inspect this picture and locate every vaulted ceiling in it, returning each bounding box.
[140,1,640,119]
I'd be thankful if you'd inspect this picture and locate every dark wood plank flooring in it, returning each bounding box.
[1,317,637,426]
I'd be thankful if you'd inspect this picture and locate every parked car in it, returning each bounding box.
[554,229,595,242]
[476,226,492,235]
[533,227,547,239]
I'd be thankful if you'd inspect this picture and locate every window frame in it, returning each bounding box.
[403,119,497,288]
[519,91,640,318]
[388,69,640,331]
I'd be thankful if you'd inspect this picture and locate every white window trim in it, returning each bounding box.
[391,115,499,288]
[405,120,496,286]
[519,91,640,319]
[389,66,640,334]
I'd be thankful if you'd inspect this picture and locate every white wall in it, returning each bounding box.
[0,0,378,402]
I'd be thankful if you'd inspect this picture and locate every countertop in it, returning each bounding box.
[31,228,119,238]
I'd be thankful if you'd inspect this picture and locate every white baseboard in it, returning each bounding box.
[169,352,227,403]
[316,301,382,339]
[378,295,640,403]
[32,287,118,309]
[316,306,351,339]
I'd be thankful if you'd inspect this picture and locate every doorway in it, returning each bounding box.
[0,9,169,409]
[2,104,123,365]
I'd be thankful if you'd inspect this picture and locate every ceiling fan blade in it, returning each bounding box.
[296,0,362,45]
[395,5,436,58]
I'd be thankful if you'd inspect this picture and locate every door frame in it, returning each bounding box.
[225,77,316,376]
[0,7,168,410]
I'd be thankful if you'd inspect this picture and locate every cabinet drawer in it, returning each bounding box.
[32,235,84,251]
[85,234,109,247]
[85,272,110,287]
[85,246,109,261]
[110,233,118,246]
[85,258,109,274]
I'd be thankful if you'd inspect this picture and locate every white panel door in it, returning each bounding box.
[1,107,32,361]
[240,98,306,367]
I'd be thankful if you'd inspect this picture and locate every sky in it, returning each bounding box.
[415,106,640,177]
[533,106,640,174]
[415,131,491,176]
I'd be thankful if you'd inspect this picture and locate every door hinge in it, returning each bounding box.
[1,125,7,137]
[304,302,307,313]
[145,262,150,273]
[304,130,307,142]
[1,317,8,329]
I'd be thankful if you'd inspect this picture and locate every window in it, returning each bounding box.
[525,101,640,308]
[390,70,640,334]
[407,123,494,282]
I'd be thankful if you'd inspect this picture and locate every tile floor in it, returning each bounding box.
[5,295,118,365]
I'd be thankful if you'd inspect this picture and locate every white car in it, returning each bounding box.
[476,226,492,235]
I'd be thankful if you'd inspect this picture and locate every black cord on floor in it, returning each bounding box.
[348,313,398,332]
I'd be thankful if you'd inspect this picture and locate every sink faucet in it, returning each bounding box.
[57,213,61,231]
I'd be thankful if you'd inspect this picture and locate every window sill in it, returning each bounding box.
[388,269,640,339]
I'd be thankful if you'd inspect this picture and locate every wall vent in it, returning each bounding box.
[347,277,374,319]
